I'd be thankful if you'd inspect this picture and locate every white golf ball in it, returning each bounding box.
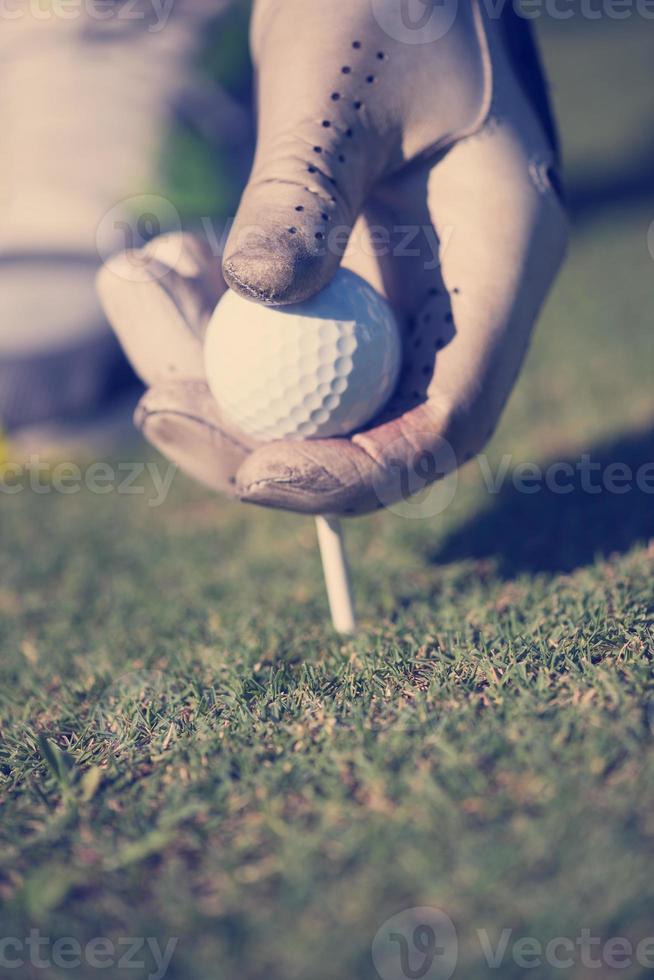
[204,268,401,442]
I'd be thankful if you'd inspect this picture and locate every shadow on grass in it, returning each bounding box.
[567,140,654,223]
[432,425,654,576]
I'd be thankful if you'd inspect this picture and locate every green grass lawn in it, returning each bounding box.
[1,18,654,980]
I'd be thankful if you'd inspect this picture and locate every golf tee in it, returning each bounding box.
[314,515,356,634]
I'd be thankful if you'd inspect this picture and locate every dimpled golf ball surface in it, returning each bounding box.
[204,269,401,441]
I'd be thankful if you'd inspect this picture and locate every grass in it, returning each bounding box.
[1,17,654,980]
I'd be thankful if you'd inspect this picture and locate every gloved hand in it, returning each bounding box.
[98,0,568,515]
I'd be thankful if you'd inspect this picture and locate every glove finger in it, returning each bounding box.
[235,402,456,516]
[97,231,225,386]
[221,6,387,306]
[137,379,256,497]
[234,437,380,517]
[221,110,370,308]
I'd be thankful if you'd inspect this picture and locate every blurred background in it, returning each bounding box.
[1,5,653,980]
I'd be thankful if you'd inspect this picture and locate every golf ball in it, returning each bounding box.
[204,268,401,442]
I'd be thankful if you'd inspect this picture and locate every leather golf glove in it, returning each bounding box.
[99,0,568,515]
